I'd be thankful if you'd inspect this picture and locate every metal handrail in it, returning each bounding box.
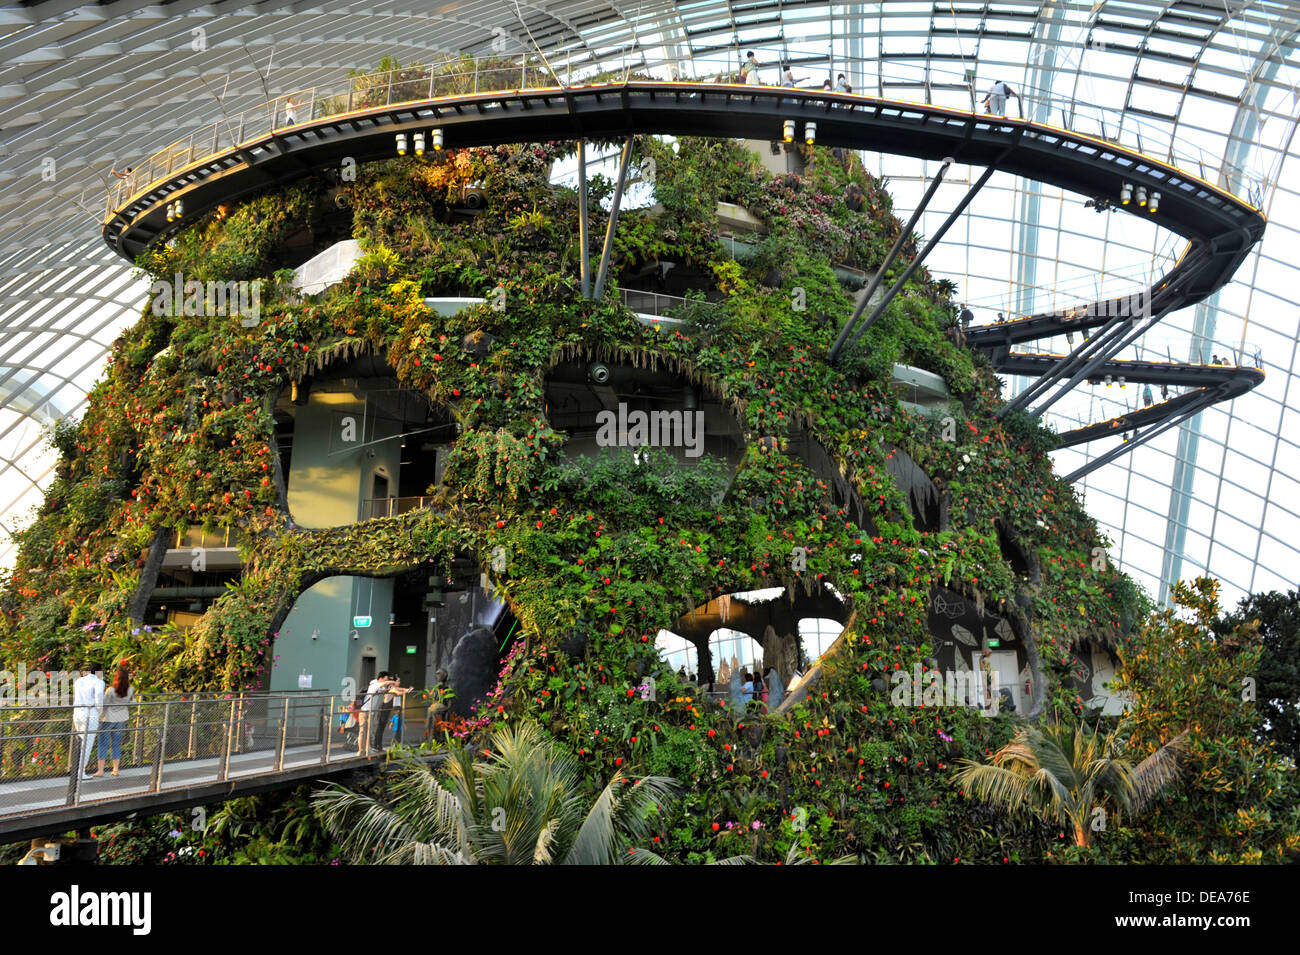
[0,691,377,815]
[100,47,1266,224]
[358,495,437,521]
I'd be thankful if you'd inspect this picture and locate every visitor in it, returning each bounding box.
[424,668,451,738]
[740,51,761,85]
[983,80,1018,115]
[687,671,697,684]
[109,165,133,180]
[997,311,1006,323]
[765,666,786,709]
[385,675,413,745]
[285,97,298,124]
[95,665,133,777]
[979,648,995,710]
[361,671,393,754]
[836,73,852,94]
[71,662,104,779]
[781,66,803,88]
[753,668,767,706]
[958,303,974,328]
[1143,384,1154,407]
[1161,383,1169,400]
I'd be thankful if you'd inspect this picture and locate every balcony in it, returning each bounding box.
[359,495,438,521]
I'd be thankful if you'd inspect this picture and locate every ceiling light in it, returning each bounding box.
[396,133,407,156]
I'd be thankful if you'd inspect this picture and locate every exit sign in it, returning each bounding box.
[353,615,372,628]
[405,645,417,655]
[987,639,1000,648]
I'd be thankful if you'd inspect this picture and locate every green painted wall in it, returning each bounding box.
[271,574,395,694]
[273,378,405,692]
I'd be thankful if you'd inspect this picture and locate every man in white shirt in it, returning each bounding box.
[983,79,1018,115]
[360,672,394,755]
[71,664,104,779]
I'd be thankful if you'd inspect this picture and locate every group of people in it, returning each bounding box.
[70,663,135,778]
[740,52,852,93]
[738,52,1020,116]
[344,671,413,755]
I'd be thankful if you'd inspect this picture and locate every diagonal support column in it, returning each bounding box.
[844,159,1002,353]
[592,137,635,300]
[1030,310,1163,418]
[577,140,591,298]
[997,309,1131,418]
[829,157,953,361]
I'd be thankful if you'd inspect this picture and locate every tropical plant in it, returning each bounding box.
[953,719,1185,847]
[312,721,679,864]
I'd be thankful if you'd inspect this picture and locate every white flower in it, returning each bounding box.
[962,453,971,463]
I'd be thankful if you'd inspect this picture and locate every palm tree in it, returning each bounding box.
[313,721,680,864]
[953,720,1186,847]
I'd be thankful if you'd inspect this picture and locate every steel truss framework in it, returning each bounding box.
[2,0,1300,603]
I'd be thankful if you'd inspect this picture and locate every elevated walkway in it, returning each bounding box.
[100,79,1266,458]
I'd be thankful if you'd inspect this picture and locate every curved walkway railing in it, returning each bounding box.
[98,72,1266,459]
[102,51,1269,220]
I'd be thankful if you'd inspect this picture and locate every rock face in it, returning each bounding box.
[447,625,497,716]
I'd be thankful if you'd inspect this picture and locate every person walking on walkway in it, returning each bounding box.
[95,665,134,777]
[71,663,104,779]
[983,79,1019,115]
[836,73,853,94]
[741,51,762,85]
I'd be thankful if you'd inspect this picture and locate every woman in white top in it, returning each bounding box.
[95,665,134,777]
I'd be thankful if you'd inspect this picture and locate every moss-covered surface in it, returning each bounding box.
[8,130,1289,865]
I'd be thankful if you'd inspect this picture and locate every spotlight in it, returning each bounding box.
[804,121,817,145]
[396,132,407,156]
[783,119,795,143]
[1148,191,1160,213]
[165,203,174,222]
[174,199,183,218]
[432,128,444,151]
[1120,182,1132,205]
[413,131,425,157]
[1104,375,1113,386]
[1136,186,1147,207]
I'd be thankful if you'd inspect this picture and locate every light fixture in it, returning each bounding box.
[782,119,795,143]
[804,121,817,145]
[174,199,183,218]
[395,132,407,156]
[413,131,425,157]
[1120,182,1132,205]
[1104,374,1113,386]
[1136,186,1147,207]
[165,203,174,222]
[1148,191,1160,213]
[432,128,444,151]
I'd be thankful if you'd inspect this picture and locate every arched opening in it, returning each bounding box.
[271,557,517,735]
[925,585,1031,713]
[544,358,745,470]
[658,583,848,694]
[274,352,455,528]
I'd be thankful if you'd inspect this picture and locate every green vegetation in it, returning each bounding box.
[1,102,1293,863]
